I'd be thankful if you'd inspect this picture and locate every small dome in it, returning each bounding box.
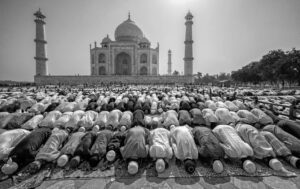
[185,11,193,19]
[140,36,150,44]
[101,35,112,44]
[115,15,143,43]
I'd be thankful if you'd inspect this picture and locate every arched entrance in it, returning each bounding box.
[140,66,148,75]
[152,67,157,75]
[115,52,131,75]
[99,66,106,75]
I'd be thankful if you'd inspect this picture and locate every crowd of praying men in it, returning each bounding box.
[0,85,300,177]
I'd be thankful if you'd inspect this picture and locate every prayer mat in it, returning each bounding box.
[158,158,300,178]
[49,160,115,180]
[10,169,51,189]
[0,178,14,189]
[114,158,157,178]
[49,167,114,180]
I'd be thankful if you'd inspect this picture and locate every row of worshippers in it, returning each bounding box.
[0,87,250,115]
[1,108,300,176]
[0,89,281,132]
[0,87,299,174]
[0,85,294,131]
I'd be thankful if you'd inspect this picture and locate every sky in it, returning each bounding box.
[0,0,300,81]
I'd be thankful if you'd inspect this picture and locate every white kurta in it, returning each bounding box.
[170,125,198,160]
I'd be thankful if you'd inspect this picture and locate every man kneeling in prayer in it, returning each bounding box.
[170,125,198,174]
[193,126,225,173]
[26,128,69,174]
[121,125,150,175]
[149,127,173,173]
[1,128,52,175]
[235,123,284,171]
[212,125,256,173]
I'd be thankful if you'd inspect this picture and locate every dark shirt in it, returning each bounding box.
[180,101,191,111]
[178,110,192,126]
[91,129,113,158]
[133,109,145,127]
[193,126,224,160]
[142,101,151,114]
[9,128,52,167]
[116,102,126,112]
[107,102,116,112]
[74,132,97,160]
[44,102,60,112]
[127,101,135,112]
[134,101,142,111]
[122,126,150,159]
[85,102,98,111]
[190,108,206,126]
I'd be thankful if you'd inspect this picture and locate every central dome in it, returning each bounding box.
[115,16,143,43]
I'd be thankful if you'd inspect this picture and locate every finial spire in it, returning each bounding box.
[34,8,45,19]
[128,11,131,20]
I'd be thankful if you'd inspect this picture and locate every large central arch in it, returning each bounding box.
[115,52,131,75]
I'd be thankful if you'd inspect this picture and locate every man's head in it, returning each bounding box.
[155,158,166,173]
[128,161,139,175]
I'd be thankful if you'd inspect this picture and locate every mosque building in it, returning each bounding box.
[33,9,194,85]
[90,13,159,76]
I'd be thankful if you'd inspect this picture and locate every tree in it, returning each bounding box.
[258,49,286,83]
[284,48,300,85]
[218,72,231,81]
[195,72,202,84]
[173,70,179,76]
[197,72,202,79]
[231,48,300,86]
[201,73,217,84]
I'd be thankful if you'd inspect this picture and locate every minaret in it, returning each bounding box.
[184,11,194,76]
[168,49,172,75]
[34,9,48,76]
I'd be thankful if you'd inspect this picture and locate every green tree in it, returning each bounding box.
[258,49,286,83]
[173,70,179,76]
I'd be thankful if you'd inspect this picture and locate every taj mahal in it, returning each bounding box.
[34,9,194,85]
[90,13,159,76]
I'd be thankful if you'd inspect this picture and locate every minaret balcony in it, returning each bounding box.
[184,40,193,44]
[34,19,46,24]
[34,57,48,61]
[183,57,194,61]
[34,39,47,44]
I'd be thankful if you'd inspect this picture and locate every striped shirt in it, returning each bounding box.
[260,131,291,157]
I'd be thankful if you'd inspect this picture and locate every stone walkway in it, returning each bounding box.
[35,175,300,189]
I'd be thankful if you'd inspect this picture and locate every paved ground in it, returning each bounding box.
[35,175,300,189]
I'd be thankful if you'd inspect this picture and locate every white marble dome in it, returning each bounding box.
[101,35,112,44]
[140,36,150,44]
[115,16,143,43]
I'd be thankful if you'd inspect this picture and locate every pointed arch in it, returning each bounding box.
[140,53,147,63]
[152,67,157,75]
[99,66,106,75]
[140,66,148,75]
[98,53,106,63]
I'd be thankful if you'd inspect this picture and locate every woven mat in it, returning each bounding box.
[3,157,300,188]
[10,169,51,189]
[5,160,115,189]
[49,166,114,180]
[157,158,300,178]
[49,160,115,180]
[115,158,157,179]
[114,158,300,178]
